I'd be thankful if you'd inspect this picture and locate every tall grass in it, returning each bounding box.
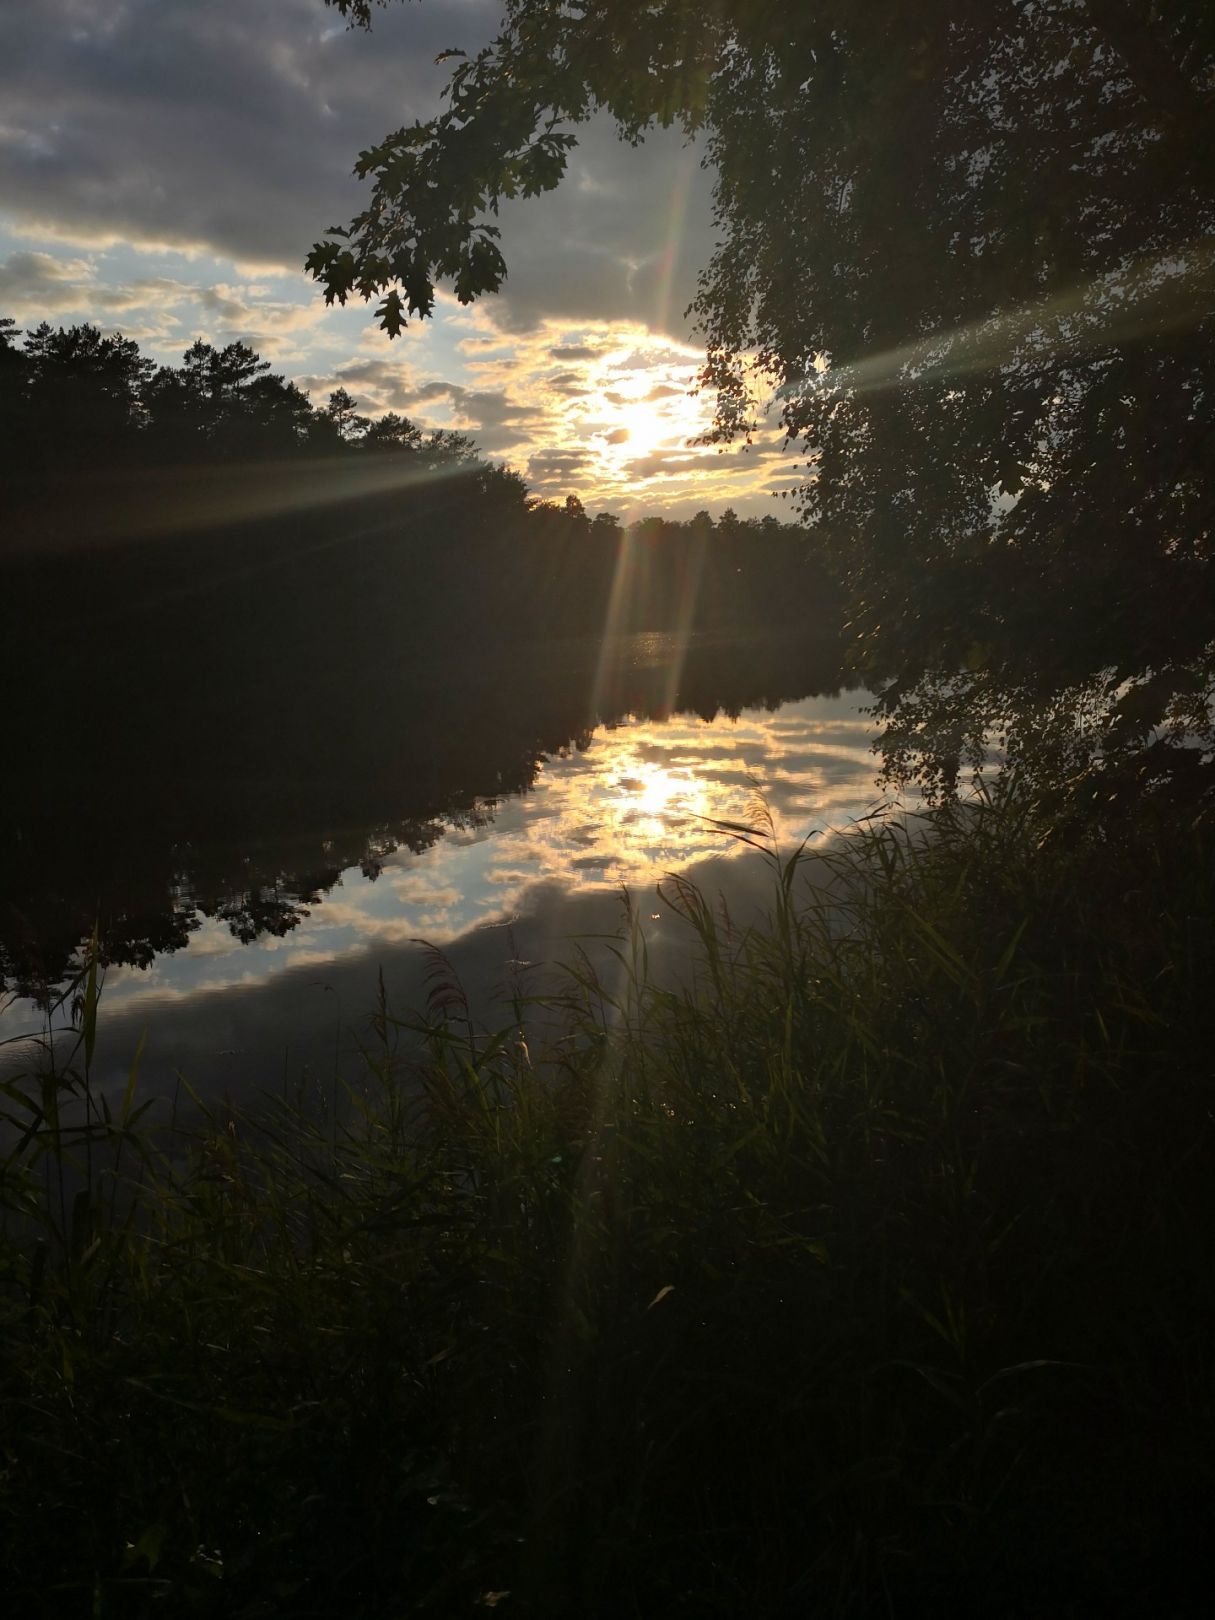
[2,786,1212,1617]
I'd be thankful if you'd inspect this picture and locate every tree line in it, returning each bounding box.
[0,314,840,640]
[0,314,496,477]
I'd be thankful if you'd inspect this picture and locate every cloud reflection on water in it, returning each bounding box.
[60,691,886,1026]
[0,690,905,1107]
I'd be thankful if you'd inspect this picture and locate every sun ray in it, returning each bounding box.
[589,525,644,718]
[776,242,1215,409]
[648,138,701,339]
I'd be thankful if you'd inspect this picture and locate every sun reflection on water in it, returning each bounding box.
[612,758,709,825]
[1,693,888,1027]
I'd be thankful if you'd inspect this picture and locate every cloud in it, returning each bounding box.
[193,281,325,341]
[544,371,592,398]
[406,379,455,404]
[0,244,333,359]
[0,0,504,270]
[0,1,714,342]
[627,451,703,482]
[0,248,92,308]
[528,450,592,480]
[310,354,418,409]
[47,696,888,1079]
[0,248,187,319]
[395,382,542,430]
[196,286,248,324]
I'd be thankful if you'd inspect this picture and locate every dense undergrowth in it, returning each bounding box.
[2,788,1212,1618]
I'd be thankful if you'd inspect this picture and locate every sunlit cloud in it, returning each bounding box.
[0,3,803,515]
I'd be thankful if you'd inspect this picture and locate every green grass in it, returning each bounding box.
[2,787,1213,1617]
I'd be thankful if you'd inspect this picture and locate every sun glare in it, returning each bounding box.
[609,757,711,839]
[601,384,706,463]
[553,334,717,498]
[613,398,675,457]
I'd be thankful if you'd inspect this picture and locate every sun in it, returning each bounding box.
[614,397,675,458]
[584,339,713,469]
[601,384,708,464]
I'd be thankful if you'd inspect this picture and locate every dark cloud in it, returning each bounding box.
[446,386,540,429]
[310,357,425,411]
[0,1,717,342]
[197,286,248,324]
[545,369,590,395]
[550,345,602,361]
[528,451,591,479]
[460,425,534,457]
[383,379,545,432]
[623,457,666,482]
[0,1,501,266]
[299,360,547,455]
[488,120,715,340]
[330,357,409,388]
[626,451,708,481]
[601,427,630,445]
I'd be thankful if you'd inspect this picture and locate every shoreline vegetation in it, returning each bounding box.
[3,789,1212,1616]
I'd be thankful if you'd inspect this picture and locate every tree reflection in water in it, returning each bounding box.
[1,616,851,1005]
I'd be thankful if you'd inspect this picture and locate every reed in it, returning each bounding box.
[2,785,1211,1616]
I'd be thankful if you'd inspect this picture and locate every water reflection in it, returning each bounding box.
[1,629,847,999]
[0,688,889,1088]
[60,692,873,1010]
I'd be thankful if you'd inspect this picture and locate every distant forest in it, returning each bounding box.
[0,316,841,641]
[0,319,848,998]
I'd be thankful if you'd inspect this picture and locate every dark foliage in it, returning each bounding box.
[310,0,1215,803]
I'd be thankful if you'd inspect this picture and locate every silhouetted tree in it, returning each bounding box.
[311,0,1215,804]
[365,410,424,453]
[20,322,153,475]
[0,317,27,459]
[422,427,480,468]
[241,373,316,455]
[326,386,370,442]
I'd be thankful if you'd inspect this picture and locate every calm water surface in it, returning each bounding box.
[2,642,895,1096]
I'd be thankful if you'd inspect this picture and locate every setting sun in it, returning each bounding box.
[592,348,711,469]
[599,380,705,464]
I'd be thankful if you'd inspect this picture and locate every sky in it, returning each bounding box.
[0,0,803,518]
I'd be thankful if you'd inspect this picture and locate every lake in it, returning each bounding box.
[1,630,894,1098]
